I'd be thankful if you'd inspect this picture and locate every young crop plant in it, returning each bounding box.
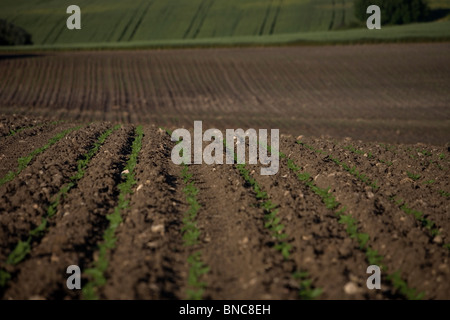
[181,165,202,246]
[186,252,209,300]
[390,196,440,238]
[406,171,421,181]
[5,120,61,137]
[180,160,209,299]
[343,145,374,159]
[379,159,393,166]
[284,149,424,300]
[416,149,432,157]
[292,271,323,300]
[344,143,392,167]
[379,143,397,153]
[297,141,380,190]
[0,124,83,187]
[82,125,142,300]
[0,125,120,288]
[439,190,450,199]
[388,272,425,300]
[162,127,209,300]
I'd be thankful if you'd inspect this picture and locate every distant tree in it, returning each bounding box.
[354,0,430,25]
[0,19,33,46]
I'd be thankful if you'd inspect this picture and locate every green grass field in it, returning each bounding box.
[0,0,449,49]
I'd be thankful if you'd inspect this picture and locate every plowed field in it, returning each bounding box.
[0,43,449,300]
[0,43,449,144]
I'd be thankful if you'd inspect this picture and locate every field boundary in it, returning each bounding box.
[1,21,449,52]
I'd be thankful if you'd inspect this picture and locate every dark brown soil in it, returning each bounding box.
[0,116,448,300]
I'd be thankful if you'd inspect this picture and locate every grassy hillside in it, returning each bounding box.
[0,0,449,48]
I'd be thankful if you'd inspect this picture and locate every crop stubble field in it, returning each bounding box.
[0,43,449,300]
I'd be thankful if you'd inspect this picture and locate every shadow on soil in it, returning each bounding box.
[0,54,43,61]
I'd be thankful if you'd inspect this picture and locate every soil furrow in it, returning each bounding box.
[1,126,133,299]
[191,162,297,299]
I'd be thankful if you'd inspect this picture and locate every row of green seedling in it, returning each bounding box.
[344,144,448,199]
[82,125,142,300]
[235,164,291,258]
[180,164,209,300]
[282,152,425,300]
[406,171,449,200]
[343,144,393,167]
[5,120,61,138]
[223,141,291,259]
[381,143,447,171]
[0,124,82,187]
[390,196,441,238]
[298,141,443,244]
[0,124,118,287]
[236,143,321,299]
[162,127,209,300]
[337,143,447,240]
[298,141,380,190]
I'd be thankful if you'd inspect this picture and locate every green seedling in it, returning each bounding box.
[5,120,61,138]
[406,171,421,181]
[293,271,323,300]
[186,252,210,300]
[298,141,380,191]
[439,190,450,198]
[379,159,393,166]
[390,196,440,238]
[417,149,432,157]
[387,271,425,300]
